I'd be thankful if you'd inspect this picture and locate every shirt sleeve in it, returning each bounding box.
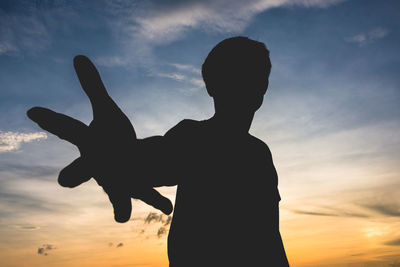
[136,120,194,187]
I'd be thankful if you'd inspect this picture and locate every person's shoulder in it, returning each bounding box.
[248,134,272,156]
[176,119,200,128]
[165,119,201,137]
[172,119,201,132]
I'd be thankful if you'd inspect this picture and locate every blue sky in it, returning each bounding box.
[1,0,399,133]
[1,0,400,266]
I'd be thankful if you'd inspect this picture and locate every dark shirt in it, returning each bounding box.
[150,119,288,266]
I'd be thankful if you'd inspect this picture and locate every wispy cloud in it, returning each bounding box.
[0,10,50,55]
[164,216,172,226]
[155,72,204,89]
[144,212,164,224]
[37,244,55,256]
[150,62,204,92]
[0,131,47,152]
[384,238,400,246]
[143,212,172,226]
[108,242,124,248]
[94,56,129,67]
[362,203,400,217]
[350,253,366,257]
[0,162,58,177]
[157,72,186,82]
[15,225,40,230]
[103,0,344,66]
[37,247,46,256]
[157,226,167,238]
[142,212,172,238]
[169,63,201,75]
[345,27,389,46]
[291,209,338,216]
[0,41,17,55]
[119,0,344,44]
[289,207,370,218]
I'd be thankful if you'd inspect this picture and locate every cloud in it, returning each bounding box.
[290,208,370,218]
[157,72,186,82]
[94,56,129,67]
[340,211,370,218]
[188,78,205,88]
[143,212,172,226]
[345,27,389,46]
[0,191,57,219]
[0,131,47,152]
[16,225,40,230]
[291,209,338,216]
[117,0,344,44]
[0,9,51,56]
[362,203,400,217]
[0,162,58,177]
[368,27,389,41]
[103,0,344,66]
[384,238,400,246]
[0,1,82,56]
[164,216,172,226]
[169,63,201,75]
[108,242,123,248]
[149,62,204,92]
[144,212,164,224]
[44,244,54,250]
[37,247,46,256]
[154,72,204,89]
[0,178,92,223]
[157,226,167,238]
[142,213,172,238]
[0,41,17,55]
[37,244,55,256]
[351,253,366,257]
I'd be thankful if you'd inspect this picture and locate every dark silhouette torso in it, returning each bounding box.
[162,119,288,266]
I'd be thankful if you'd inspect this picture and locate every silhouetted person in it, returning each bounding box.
[28,36,289,266]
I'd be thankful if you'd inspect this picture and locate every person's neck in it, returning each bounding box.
[209,111,254,136]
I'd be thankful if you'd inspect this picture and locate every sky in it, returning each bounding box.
[0,0,400,266]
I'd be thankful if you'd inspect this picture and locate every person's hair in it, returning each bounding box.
[202,36,271,97]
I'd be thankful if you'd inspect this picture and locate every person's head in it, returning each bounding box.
[202,36,271,115]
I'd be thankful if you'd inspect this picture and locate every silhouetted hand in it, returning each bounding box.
[27,55,173,223]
